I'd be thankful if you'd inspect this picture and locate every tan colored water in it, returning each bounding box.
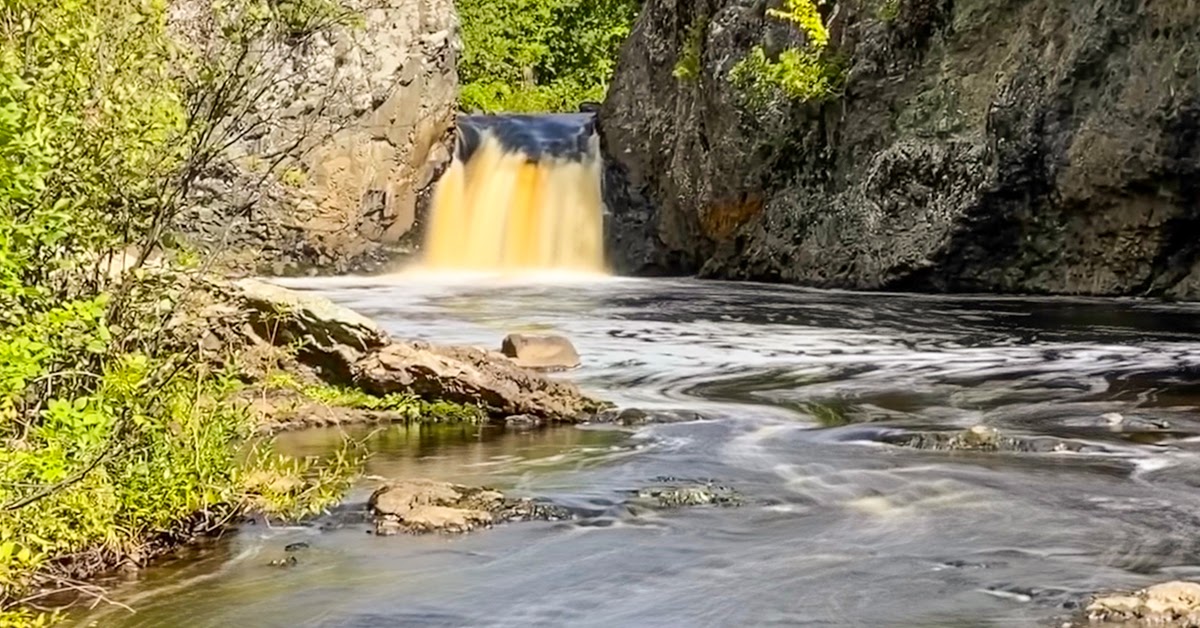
[421,130,605,273]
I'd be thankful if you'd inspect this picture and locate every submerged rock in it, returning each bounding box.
[354,341,605,421]
[1084,581,1200,626]
[632,479,742,509]
[500,333,581,370]
[881,425,1089,454]
[588,407,704,426]
[367,479,571,535]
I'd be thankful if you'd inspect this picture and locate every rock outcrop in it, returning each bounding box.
[601,0,1200,299]
[221,279,605,425]
[354,341,604,420]
[170,0,459,275]
[236,278,390,379]
[1084,581,1200,626]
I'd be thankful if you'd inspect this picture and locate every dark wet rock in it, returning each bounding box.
[880,425,1091,454]
[367,479,571,535]
[632,478,742,509]
[588,407,704,426]
[354,341,606,421]
[500,333,581,370]
[1082,581,1200,626]
[284,542,310,552]
[601,0,1200,300]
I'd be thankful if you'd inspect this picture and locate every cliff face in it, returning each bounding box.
[172,0,459,275]
[601,0,1200,298]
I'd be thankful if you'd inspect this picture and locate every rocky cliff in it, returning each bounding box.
[171,0,459,275]
[601,0,1200,298]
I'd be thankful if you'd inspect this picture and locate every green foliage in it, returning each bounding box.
[0,0,363,622]
[730,46,845,107]
[672,14,707,82]
[456,0,640,112]
[268,373,485,423]
[766,0,829,47]
[876,0,901,22]
[730,0,845,107]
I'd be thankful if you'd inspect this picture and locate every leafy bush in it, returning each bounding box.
[730,0,845,107]
[456,0,640,112]
[0,0,363,622]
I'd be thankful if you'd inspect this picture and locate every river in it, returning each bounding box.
[71,274,1200,627]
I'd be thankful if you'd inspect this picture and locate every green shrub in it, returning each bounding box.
[456,0,640,112]
[730,0,845,107]
[0,0,363,622]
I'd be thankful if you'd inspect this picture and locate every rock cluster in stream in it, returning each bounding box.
[364,478,745,535]
[879,425,1093,454]
[368,479,572,535]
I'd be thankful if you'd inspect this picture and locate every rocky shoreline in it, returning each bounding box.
[214,277,607,432]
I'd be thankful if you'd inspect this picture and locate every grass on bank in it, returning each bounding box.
[0,0,368,623]
[262,371,485,424]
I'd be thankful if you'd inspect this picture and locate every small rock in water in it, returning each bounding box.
[1085,581,1200,625]
[589,407,702,426]
[284,542,310,552]
[500,333,581,370]
[368,478,572,535]
[633,478,742,509]
[502,414,545,430]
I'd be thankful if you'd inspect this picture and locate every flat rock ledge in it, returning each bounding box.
[232,279,607,424]
[1081,581,1200,626]
[354,341,604,421]
[367,479,571,535]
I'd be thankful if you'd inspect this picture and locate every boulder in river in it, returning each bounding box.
[368,479,571,535]
[354,341,605,421]
[1084,581,1200,626]
[500,333,581,370]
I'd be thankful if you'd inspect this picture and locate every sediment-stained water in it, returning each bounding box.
[72,274,1200,627]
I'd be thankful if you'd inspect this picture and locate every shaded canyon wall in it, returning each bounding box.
[600,0,1200,298]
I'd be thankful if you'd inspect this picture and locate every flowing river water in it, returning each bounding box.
[72,274,1200,627]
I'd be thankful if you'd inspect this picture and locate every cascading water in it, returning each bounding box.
[421,113,606,273]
